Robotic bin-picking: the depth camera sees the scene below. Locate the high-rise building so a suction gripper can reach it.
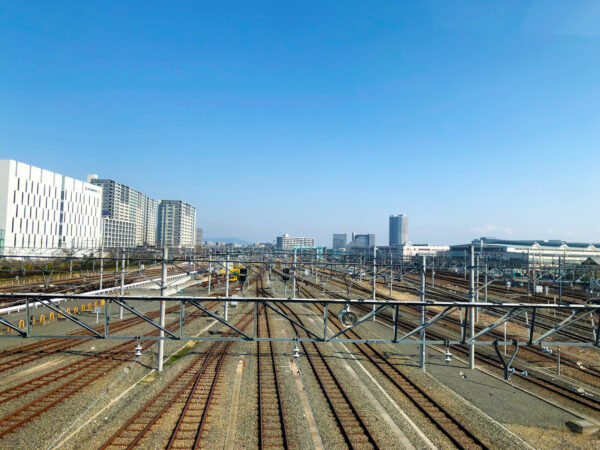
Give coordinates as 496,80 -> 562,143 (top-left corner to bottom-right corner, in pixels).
195,227 -> 203,246
332,233 -> 347,250
0,159 -> 102,255
89,176 -> 158,248
157,200 -> 196,248
276,234 -> 315,250
389,214 -> 408,246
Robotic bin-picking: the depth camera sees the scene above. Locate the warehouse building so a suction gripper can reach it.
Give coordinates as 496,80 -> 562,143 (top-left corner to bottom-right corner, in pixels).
446,237 -> 600,266
0,159 -> 102,255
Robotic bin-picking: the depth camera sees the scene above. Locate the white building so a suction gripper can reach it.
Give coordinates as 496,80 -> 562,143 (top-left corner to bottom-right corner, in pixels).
157,200 -> 196,248
102,218 -> 136,249
0,160 -> 102,255
276,234 -> 315,250
89,176 -> 158,248
400,244 -> 449,258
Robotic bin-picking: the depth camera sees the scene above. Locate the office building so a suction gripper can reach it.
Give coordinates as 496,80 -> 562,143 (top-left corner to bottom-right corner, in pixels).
89,176 -> 158,248
0,159 -> 102,255
276,234 -> 315,250
195,227 -> 204,246
157,200 -> 196,248
389,214 -> 408,246
332,233 -> 347,250
349,233 -> 375,248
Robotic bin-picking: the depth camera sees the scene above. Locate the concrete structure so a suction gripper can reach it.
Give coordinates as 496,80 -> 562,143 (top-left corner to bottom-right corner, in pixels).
349,233 -> 375,249
157,200 -> 196,248
276,234 -> 315,250
0,159 -> 102,255
446,237 -> 600,266
332,233 -> 347,250
195,227 -> 203,246
89,176 -> 157,248
389,214 -> 408,246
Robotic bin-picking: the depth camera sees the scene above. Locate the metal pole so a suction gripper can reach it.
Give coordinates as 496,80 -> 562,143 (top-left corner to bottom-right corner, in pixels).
208,259 -> 212,295
559,257 -> 563,304
557,347 -> 561,375
475,254 -> 479,322
119,248 -> 125,319
99,245 -> 104,290
469,245 -> 475,369
420,255 -> 426,371
292,249 -> 297,298
158,246 -> 167,372
225,253 -> 230,321
372,246 -> 377,321
484,263 -> 488,303
431,257 -> 435,288
389,252 -> 393,296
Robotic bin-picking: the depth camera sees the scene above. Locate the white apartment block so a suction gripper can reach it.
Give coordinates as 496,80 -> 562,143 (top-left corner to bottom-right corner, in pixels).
102,218 -> 136,249
276,234 -> 316,250
0,160 -> 102,255
157,200 -> 196,248
89,177 -> 158,248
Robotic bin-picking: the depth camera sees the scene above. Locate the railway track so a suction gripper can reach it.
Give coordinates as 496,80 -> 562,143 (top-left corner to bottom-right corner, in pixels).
101,304 -> 258,449
327,269 -> 600,380
295,282 -> 487,450
256,277 -> 290,449
303,276 -> 600,416
260,279 -> 380,449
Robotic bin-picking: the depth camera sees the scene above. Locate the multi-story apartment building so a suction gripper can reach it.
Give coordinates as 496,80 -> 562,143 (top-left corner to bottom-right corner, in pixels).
276,234 -> 316,250
332,233 -> 347,250
195,227 -> 203,246
0,160 -> 102,255
389,214 -> 408,246
157,200 -> 196,248
89,176 -> 158,248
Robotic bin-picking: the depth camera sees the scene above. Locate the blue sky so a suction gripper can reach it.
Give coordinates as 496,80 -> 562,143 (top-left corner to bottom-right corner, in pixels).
1,1 -> 599,246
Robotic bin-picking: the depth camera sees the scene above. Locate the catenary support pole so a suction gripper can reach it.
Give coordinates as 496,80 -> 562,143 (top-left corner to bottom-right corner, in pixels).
119,248 -> 125,319
420,255 -> 426,371
225,252 -> 230,321
372,246 -> 377,321
99,245 -> 104,290
158,246 -> 167,372
469,245 -> 476,369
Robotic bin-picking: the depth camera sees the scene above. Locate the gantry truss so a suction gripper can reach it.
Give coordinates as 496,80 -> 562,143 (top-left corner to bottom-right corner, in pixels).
1,293 -> 599,348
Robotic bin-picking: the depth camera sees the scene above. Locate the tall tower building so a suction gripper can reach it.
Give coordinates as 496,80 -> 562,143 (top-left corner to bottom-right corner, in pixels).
332,233 -> 347,250
389,214 -> 408,246
157,200 -> 196,248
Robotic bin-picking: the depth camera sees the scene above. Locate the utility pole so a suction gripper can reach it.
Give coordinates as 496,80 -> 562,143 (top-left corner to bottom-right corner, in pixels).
469,245 -> 475,369
431,257 -> 435,288
420,255 -> 426,371
158,246 -> 167,372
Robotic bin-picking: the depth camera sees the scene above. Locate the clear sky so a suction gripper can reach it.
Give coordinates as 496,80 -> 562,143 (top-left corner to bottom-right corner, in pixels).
1,1 -> 599,246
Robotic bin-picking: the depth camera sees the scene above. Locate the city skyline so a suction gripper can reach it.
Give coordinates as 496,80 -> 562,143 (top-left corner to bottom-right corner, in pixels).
1,2 -> 599,245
